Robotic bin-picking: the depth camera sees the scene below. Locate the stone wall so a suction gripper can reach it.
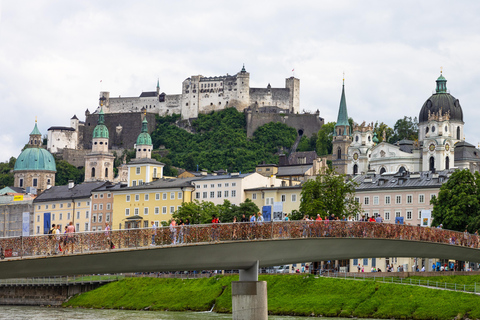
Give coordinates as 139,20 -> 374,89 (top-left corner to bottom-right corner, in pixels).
82,112 -> 157,151
246,111 -> 324,138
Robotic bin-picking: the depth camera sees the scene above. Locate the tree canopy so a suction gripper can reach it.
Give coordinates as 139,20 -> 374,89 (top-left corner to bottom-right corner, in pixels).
431,169 -> 480,232
389,116 -> 418,144
299,168 -> 361,219
316,122 -> 335,156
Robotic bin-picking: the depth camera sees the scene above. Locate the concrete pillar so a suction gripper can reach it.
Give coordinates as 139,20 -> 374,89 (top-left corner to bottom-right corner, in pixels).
232,261 -> 268,320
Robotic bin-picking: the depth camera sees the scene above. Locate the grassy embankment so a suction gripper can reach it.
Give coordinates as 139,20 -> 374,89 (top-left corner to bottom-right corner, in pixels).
64,274 -> 480,319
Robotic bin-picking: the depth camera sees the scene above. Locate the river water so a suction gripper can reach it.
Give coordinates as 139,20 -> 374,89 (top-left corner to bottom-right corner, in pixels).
0,306 -> 373,320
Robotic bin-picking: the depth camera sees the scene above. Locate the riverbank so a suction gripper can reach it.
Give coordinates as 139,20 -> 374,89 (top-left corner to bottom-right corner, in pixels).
64,274 -> 480,319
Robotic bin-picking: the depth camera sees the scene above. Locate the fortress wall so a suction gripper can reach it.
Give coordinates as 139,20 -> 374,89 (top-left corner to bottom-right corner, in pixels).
246,112 -> 324,138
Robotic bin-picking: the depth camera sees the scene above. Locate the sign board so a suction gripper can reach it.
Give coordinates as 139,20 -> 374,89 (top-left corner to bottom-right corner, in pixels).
262,206 -> 272,222
22,212 -> 30,236
273,202 -> 283,221
420,209 -> 432,227
13,195 -> 24,202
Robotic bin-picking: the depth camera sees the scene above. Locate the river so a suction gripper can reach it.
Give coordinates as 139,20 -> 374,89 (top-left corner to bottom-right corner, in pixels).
0,306 -> 378,319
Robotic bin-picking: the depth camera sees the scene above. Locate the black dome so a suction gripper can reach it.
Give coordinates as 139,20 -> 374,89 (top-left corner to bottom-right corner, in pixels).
419,93 -> 463,123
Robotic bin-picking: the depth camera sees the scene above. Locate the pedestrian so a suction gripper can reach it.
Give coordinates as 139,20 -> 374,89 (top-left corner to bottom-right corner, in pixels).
55,225 -> 61,254
151,221 -> 157,246
169,219 -> 177,245
66,222 -> 75,254
49,223 -> 56,255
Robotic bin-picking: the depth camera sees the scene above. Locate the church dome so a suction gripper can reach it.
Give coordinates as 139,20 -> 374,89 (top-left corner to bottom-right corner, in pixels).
93,108 -> 109,139
136,117 -> 152,146
14,147 -> 56,172
418,74 -> 463,123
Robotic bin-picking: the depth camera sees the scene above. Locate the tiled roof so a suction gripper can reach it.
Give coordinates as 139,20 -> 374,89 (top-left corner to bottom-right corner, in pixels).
353,170 -> 452,191
276,165 -> 312,177
34,182 -> 107,202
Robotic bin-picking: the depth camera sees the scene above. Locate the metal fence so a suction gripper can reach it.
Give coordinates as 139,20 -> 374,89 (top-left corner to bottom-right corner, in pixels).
0,274 -> 124,286
0,221 -> 478,261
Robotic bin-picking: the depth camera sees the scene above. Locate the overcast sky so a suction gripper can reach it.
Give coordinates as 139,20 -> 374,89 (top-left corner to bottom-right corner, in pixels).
1,0 -> 480,162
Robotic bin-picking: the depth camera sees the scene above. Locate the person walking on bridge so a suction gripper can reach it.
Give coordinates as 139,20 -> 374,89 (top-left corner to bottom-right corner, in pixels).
151,221 -> 157,246
66,222 -> 75,254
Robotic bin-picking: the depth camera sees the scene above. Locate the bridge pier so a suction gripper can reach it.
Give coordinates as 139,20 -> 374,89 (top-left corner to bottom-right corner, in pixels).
232,260 -> 267,320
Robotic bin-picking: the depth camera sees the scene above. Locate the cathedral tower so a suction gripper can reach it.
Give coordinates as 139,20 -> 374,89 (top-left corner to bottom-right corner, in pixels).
332,78 -> 352,174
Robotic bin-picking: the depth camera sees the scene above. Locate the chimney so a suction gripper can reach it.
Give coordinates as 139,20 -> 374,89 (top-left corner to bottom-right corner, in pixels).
68,180 -> 75,189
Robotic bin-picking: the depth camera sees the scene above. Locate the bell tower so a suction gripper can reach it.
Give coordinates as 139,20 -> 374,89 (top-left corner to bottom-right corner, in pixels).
332,77 -> 352,174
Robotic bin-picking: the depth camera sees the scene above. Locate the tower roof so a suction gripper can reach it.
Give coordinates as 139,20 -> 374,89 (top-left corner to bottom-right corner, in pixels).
136,115 -> 152,146
30,121 -> 41,136
334,80 -> 350,130
92,108 -> 109,139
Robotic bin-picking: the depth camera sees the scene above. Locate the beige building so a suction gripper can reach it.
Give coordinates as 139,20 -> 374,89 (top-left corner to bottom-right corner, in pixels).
33,181 -> 106,234
245,185 -> 302,219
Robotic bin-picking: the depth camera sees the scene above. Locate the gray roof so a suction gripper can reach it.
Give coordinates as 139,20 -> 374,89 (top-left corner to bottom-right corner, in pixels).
139,91 -> 157,97
34,182 -> 107,202
47,126 -> 75,131
115,177 -> 196,192
276,165 -> 313,177
396,140 -> 415,153
192,173 -> 253,182
128,158 -> 164,166
245,185 -> 302,192
454,141 -> 480,162
353,170 -> 452,192
0,186 -> 25,195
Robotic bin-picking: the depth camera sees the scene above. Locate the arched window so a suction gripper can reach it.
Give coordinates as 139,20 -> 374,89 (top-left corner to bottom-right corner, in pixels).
380,167 -> 386,174
337,147 -> 342,160
91,167 -> 96,178
399,166 -> 406,173
445,156 -> 450,170
429,157 -> 435,171
353,164 -> 358,175
105,168 -> 109,178
457,127 -> 460,140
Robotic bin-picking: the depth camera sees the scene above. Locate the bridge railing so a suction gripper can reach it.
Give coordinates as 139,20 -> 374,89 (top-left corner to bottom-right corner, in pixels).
0,221 -> 478,260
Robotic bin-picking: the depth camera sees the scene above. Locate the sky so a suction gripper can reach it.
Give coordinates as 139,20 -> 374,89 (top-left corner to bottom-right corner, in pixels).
1,0 -> 480,162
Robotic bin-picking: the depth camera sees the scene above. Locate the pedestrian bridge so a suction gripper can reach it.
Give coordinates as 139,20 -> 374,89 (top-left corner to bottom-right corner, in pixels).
0,221 -> 479,279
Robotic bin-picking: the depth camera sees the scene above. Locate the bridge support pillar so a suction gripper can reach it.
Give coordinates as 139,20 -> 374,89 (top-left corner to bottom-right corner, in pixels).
232,260 -> 267,320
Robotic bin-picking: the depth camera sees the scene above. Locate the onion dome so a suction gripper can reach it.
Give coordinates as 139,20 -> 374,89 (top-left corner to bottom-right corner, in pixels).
418,73 -> 463,123
136,116 -> 152,146
92,108 -> 109,139
372,132 -> 379,144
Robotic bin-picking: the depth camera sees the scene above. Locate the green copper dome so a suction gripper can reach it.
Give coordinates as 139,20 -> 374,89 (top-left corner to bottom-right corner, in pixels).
136,117 -> 152,146
93,108 -> 109,139
14,148 -> 56,172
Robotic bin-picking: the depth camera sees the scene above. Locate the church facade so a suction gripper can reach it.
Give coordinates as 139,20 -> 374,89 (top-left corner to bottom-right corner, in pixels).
333,73 -> 480,175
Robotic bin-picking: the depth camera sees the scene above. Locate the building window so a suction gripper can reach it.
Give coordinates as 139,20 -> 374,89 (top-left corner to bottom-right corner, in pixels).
132,181 -> 137,186
178,192 -> 182,199
203,192 -> 207,199
170,206 -> 175,214
363,258 -> 368,266
60,204 -> 63,208
217,191 -> 222,198
292,194 -> 297,202
19,178 -> 24,187
98,214 -> 103,223
76,212 -> 80,219
85,211 -> 89,219
52,204 -> 56,209
94,194 -> 98,199
225,183 -> 229,187
170,192 -> 175,200
163,193 -> 167,200
45,205 -> 49,209
155,207 -> 160,215
224,190 -> 229,197
156,193 -> 160,200
99,204 -> 103,210
196,192 -> 200,199
100,194 -> 104,198
373,196 -> 379,205
162,206 -> 167,214
67,212 -> 71,220
406,210 -> 412,220
430,194 -> 435,200
407,195 -> 413,204
395,195 -> 401,204
210,184 -> 214,188
135,194 -> 140,201
144,207 -> 149,215
418,210 -> 422,219
136,167 -> 141,174
93,215 -> 97,223
52,213 -> 55,220
33,178 -> 38,187
106,204 -> 111,210
106,214 -> 110,222
364,197 -> 369,205
134,208 -> 139,215
385,196 -> 391,205
93,204 -> 97,210
126,195 -> 131,202
232,190 -> 236,197
59,213 -> 63,220
232,183 -> 236,187
395,211 -> 401,218
252,193 -> 257,200
419,194 -> 425,203
354,197 -> 360,203
126,208 -> 130,216
218,184 -> 222,188
210,192 -> 215,198
385,212 -> 390,220
281,194 -> 286,202
145,194 -> 149,201
107,193 -> 111,198
203,184 -> 207,188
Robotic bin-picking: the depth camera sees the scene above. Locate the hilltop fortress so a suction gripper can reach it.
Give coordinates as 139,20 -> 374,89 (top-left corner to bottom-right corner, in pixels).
47,66 -> 324,166
100,65 -> 300,119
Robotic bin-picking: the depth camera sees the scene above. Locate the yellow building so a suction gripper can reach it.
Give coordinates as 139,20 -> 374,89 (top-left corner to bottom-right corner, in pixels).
33,181 -> 107,234
111,178 -> 195,229
245,185 -> 302,220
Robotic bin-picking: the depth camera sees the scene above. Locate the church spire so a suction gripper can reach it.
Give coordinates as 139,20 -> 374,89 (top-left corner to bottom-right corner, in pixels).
334,77 -> 350,136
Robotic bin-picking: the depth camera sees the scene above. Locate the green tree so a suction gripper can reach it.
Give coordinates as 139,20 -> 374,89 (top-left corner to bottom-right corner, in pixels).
389,116 -> 418,144
55,159 -> 84,185
316,122 -> 335,156
0,158 -> 15,188
300,168 -> 361,219
235,199 -> 259,220
373,121 -> 394,143
173,201 -> 202,224
297,133 -> 318,152
431,169 -> 480,232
